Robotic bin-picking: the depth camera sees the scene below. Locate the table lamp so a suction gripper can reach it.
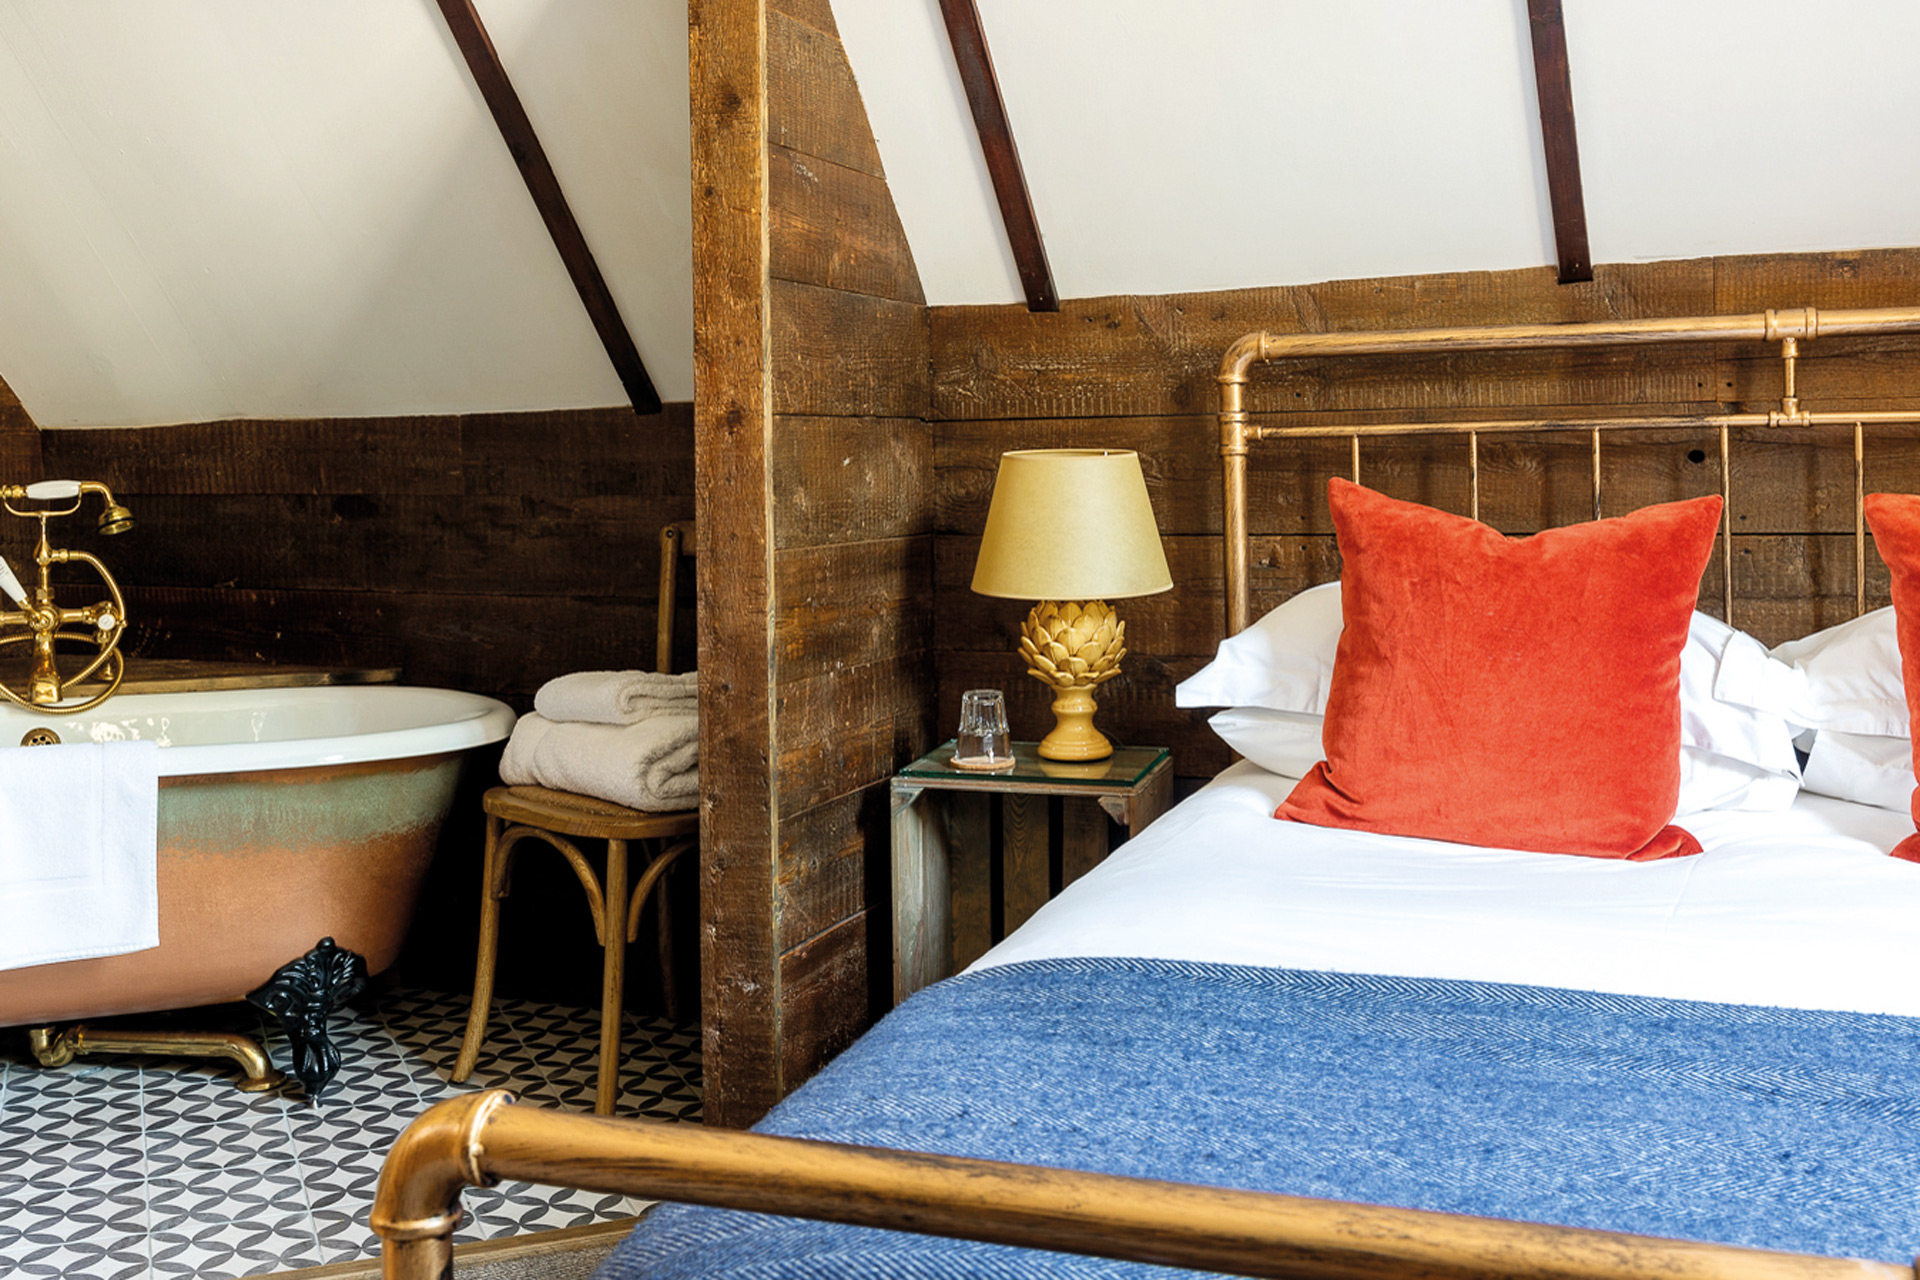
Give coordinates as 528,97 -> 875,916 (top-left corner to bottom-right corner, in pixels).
970,449 -> 1173,761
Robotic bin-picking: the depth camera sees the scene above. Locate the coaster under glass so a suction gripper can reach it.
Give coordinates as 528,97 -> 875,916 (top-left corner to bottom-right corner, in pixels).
949,753 -> 1016,772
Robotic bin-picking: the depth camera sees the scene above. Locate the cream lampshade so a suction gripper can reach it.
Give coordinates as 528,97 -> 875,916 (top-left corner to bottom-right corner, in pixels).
971,449 -> 1173,761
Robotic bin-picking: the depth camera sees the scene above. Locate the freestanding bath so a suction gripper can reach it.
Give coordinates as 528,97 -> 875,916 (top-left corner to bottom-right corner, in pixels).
0,684 -> 514,1093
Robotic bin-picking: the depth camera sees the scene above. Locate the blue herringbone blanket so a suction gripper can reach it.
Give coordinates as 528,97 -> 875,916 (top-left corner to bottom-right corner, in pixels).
596,958 -> 1920,1278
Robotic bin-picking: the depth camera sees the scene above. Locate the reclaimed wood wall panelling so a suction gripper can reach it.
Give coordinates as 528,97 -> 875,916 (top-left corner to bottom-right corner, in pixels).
767,9 -> 882,178
88,493 -> 690,597
771,416 -> 932,548
929,249 -> 1920,780
931,261 -> 1719,421
938,418 -> 1920,538
758,0 -> 933,1101
37,406 -> 694,708
770,145 -> 925,306
775,788 -> 877,956
776,654 -> 935,818
935,323 -> 1722,421
774,537 -> 934,682
1712,249 -> 1920,309
691,0 -> 782,1129
771,280 -> 930,418
118,584 -> 663,690
41,417 -> 463,494
461,407 -> 697,496
777,910 -> 870,1087
1720,339 -> 1920,404
769,0 -> 837,37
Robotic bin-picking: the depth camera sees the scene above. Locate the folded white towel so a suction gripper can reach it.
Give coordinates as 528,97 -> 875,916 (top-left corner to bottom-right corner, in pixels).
0,740 -> 160,972
499,711 -> 699,811
534,669 -> 697,726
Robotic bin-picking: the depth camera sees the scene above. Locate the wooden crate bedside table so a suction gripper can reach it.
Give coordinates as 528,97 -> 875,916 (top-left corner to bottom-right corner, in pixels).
890,741 -> 1172,1004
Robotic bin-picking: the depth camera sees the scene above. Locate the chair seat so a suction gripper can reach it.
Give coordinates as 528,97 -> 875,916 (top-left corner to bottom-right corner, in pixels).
482,784 -> 698,842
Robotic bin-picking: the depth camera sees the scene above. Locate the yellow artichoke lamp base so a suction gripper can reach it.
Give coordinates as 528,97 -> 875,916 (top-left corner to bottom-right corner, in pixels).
1038,685 -> 1110,761
1018,599 -> 1125,762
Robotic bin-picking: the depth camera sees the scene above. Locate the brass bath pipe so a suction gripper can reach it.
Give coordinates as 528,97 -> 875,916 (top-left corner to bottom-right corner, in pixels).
29,1025 -> 284,1092
1216,304 -> 1920,635
374,1090 -> 1915,1280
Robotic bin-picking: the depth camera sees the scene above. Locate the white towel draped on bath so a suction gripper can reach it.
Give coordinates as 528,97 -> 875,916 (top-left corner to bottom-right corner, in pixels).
0,740 -> 160,973
533,670 -> 697,726
499,711 -> 699,812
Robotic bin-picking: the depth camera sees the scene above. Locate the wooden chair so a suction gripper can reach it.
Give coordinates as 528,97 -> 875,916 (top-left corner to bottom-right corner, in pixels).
452,521 -> 697,1115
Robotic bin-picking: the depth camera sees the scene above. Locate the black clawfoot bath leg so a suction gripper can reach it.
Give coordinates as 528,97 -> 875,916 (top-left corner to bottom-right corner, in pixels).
247,937 -> 369,1099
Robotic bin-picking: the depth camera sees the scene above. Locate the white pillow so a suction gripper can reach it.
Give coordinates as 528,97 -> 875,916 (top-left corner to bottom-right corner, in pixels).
1175,581 -> 1339,714
1682,612 -> 1802,778
1178,582 -> 1804,776
1768,608 -> 1908,737
1205,707 -> 1323,780
1208,705 -> 1800,813
1800,729 -> 1914,812
1674,748 -> 1802,816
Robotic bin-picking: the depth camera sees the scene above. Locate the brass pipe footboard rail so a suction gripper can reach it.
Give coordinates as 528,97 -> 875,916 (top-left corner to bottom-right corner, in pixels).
373,1091 -> 1912,1280
1216,304 -> 1920,636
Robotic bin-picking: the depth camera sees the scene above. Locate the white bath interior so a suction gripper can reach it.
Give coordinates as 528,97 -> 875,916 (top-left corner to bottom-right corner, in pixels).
0,685 -> 516,776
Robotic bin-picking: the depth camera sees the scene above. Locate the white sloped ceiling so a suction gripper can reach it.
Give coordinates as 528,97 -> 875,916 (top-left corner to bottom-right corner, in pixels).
0,0 -> 691,427
835,0 -> 1920,306
2,0 -> 1914,427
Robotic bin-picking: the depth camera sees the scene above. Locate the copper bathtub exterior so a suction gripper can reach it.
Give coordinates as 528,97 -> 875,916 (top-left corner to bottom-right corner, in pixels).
0,752 -> 463,1027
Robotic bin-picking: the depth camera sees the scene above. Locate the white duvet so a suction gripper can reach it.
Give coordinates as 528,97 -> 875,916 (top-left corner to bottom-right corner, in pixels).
973,761 -> 1920,1017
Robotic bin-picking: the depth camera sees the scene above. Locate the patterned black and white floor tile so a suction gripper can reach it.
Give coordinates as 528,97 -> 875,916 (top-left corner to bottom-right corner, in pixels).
0,989 -> 701,1280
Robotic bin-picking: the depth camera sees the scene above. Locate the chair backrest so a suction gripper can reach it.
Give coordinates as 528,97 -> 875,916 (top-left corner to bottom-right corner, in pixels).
657,521 -> 696,675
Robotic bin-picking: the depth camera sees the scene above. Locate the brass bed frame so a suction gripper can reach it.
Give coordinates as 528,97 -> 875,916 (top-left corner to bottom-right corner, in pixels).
1222,304 -> 1920,634
374,304 -> 1920,1280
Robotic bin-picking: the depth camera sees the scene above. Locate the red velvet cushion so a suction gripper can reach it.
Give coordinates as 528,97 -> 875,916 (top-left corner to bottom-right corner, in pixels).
1275,479 -> 1723,860
1862,492 -> 1920,862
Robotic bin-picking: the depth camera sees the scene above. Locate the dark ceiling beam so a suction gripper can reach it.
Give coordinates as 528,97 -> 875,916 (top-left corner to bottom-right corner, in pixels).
1525,0 -> 1593,284
434,0 -> 662,414
937,0 -> 1058,312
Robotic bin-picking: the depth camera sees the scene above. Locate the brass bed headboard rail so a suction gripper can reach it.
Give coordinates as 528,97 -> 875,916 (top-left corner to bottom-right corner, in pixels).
373,1091 -> 1912,1280
1215,304 -> 1920,636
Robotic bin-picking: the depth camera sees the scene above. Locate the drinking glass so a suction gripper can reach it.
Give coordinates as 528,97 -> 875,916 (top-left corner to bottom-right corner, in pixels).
953,688 -> 1013,770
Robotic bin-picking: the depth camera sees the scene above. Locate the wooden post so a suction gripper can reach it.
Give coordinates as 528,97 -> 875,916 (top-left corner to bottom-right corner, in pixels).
691,0 -> 782,1127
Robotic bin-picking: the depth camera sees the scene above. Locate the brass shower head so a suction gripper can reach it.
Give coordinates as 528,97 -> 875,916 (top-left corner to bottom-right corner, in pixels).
97,501 -> 134,536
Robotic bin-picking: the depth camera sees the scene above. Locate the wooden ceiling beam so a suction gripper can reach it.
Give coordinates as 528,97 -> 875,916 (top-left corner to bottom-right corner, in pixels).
937,0 -> 1058,312
1525,0 -> 1593,284
434,0 -> 663,414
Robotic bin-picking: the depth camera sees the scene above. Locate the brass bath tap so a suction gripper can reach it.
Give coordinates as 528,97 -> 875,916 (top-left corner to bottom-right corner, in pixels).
0,480 -> 134,713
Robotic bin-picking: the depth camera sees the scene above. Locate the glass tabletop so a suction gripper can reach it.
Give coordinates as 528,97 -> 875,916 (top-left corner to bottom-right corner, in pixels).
898,740 -> 1169,788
